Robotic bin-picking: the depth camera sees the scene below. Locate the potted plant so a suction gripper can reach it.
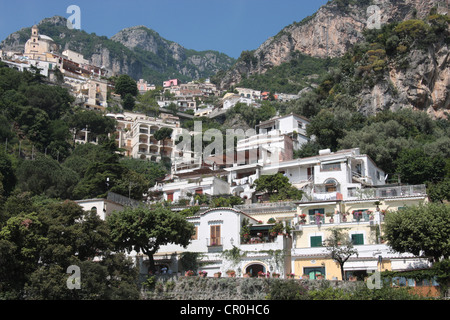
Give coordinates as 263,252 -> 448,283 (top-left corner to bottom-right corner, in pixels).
316,274 -> 324,280
257,271 -> 266,278
301,274 -> 309,280
299,214 -> 307,224
199,271 -> 207,278
286,273 -> 295,279
326,212 -> 334,223
374,201 -> 382,211
226,270 -> 236,278
272,273 -> 280,278
214,272 -> 221,278
342,212 -> 348,222
243,272 -> 251,278
185,270 -> 195,277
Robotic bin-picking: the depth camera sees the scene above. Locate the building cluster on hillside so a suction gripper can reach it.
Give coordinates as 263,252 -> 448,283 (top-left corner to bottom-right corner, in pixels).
0,25 -> 109,111
77,108 -> 431,287
1,26 -> 435,290
138,76 -> 300,118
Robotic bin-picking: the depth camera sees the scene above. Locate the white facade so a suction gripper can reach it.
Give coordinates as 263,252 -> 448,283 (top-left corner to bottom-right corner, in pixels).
154,208 -> 291,277
257,113 -> 310,150
222,94 -> 255,110
261,148 -> 386,201
162,176 -> 230,203
110,111 -> 180,161
75,198 -> 124,220
236,87 -> 262,100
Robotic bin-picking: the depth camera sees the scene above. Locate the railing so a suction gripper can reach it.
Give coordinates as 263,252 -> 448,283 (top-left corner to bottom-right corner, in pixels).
206,237 -> 223,247
235,201 -> 297,214
347,184 -> 427,199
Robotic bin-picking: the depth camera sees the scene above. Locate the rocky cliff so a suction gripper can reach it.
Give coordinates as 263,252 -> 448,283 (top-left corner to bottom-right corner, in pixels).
0,16 -> 235,84
358,41 -> 449,117
219,0 -> 446,89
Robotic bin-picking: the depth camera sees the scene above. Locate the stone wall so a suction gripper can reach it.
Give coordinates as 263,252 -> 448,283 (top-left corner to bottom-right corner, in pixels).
141,275 -> 360,300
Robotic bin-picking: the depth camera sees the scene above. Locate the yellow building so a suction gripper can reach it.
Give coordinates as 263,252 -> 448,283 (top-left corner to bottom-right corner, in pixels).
290,185 -> 429,280
24,25 -> 59,61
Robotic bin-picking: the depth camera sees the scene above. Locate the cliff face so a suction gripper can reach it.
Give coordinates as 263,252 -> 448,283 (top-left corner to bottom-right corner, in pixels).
219,0 -> 445,89
0,17 -> 235,83
110,26 -> 235,80
358,42 -> 449,118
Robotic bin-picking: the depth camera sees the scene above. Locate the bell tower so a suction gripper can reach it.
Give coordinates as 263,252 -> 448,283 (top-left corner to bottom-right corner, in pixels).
31,25 -> 39,41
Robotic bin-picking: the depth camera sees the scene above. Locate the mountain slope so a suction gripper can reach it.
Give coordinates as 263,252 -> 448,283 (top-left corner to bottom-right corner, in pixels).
219,0 -> 445,89
0,16 -> 235,84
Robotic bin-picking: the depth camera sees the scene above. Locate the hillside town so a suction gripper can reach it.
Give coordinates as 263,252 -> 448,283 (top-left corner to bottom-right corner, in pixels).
0,14 -> 448,301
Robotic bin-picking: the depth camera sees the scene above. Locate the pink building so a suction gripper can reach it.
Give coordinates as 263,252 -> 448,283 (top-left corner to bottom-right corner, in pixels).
137,79 -> 156,93
163,79 -> 180,88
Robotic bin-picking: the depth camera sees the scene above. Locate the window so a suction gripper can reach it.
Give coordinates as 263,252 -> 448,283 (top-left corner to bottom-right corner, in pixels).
310,236 -> 323,247
192,226 -> 198,240
351,234 -> 364,245
325,179 -> 338,192
322,163 -> 341,171
303,267 -> 325,280
210,225 -> 221,246
309,209 -> 325,224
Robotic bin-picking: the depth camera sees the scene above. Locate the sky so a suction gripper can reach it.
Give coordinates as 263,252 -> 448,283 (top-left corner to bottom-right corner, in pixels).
0,0 -> 329,59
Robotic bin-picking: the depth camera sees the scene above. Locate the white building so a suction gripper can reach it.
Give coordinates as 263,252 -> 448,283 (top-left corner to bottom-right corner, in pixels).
75,198 -> 125,221
162,175 -> 230,203
256,113 -> 310,150
109,111 -> 180,161
153,207 -> 291,277
262,148 -> 386,201
222,94 -> 256,110
235,87 -> 262,100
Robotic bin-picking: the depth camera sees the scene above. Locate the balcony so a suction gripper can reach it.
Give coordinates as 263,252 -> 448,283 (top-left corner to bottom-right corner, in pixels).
235,201 -> 297,214
240,234 -> 285,251
347,184 -> 427,200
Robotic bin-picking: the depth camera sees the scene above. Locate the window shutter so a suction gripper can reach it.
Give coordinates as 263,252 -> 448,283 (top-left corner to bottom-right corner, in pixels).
311,236 -> 322,247
351,234 -> 364,245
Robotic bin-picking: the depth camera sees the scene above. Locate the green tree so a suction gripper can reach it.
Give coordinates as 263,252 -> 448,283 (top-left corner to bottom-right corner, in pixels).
324,227 -> 358,281
153,127 -> 173,160
114,74 -> 138,98
383,203 -> 450,263
395,148 -> 446,185
253,173 -> 303,201
107,205 -> 194,273
16,156 -> 79,200
72,140 -> 125,199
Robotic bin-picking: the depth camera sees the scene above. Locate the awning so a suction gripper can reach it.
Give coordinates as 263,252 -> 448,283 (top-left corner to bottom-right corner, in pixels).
344,260 -> 378,271
292,181 -> 312,189
250,224 -> 274,231
320,158 -> 346,165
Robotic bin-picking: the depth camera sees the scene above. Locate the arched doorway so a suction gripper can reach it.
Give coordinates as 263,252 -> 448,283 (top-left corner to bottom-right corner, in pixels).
245,263 -> 266,277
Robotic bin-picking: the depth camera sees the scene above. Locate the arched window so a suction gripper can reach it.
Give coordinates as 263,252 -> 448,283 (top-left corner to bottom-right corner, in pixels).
325,179 -> 338,192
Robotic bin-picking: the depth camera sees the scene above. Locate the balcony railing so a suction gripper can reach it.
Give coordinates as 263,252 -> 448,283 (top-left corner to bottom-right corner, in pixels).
206,237 -> 223,247
235,201 -> 297,214
347,184 -> 427,199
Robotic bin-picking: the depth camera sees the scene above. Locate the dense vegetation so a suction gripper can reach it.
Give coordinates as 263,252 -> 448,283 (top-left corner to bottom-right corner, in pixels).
0,61 -> 168,203
236,51 -> 339,94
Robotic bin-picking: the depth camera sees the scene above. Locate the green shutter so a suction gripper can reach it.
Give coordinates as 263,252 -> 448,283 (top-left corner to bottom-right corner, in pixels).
311,236 -> 322,247
351,234 -> 364,245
